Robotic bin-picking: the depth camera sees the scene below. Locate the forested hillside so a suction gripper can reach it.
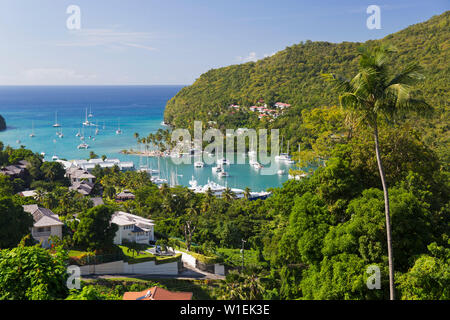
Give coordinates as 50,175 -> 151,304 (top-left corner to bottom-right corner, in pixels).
164,11 -> 449,162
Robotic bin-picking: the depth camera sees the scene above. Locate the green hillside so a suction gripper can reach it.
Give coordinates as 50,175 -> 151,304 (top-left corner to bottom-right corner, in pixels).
164,11 -> 449,132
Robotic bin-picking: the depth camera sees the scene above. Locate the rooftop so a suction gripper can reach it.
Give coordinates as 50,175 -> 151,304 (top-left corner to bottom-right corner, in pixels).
123,287 -> 192,300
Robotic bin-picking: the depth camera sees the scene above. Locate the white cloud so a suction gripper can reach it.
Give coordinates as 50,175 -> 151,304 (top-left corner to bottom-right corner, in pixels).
236,52 -> 258,63
56,28 -> 157,52
20,68 -> 97,83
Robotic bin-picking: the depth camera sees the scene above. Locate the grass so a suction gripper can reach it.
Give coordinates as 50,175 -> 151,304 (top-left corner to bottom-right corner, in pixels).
216,248 -> 262,268
119,245 -> 181,265
68,250 -> 90,258
176,247 -> 219,264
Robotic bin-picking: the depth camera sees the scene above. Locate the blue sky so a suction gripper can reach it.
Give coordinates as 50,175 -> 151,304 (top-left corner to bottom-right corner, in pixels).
0,0 -> 447,85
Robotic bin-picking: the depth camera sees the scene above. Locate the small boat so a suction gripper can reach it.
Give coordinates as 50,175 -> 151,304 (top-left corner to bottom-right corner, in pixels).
212,164 -> 223,173
116,119 -> 122,135
30,121 -> 35,137
53,112 -> 61,127
52,155 -> 59,161
218,171 -> 229,178
75,130 -> 81,137
194,161 -> 204,168
77,143 -> 89,149
16,140 -> 21,144
88,106 -> 93,118
82,108 -> 92,126
277,169 -> 285,175
217,158 -> 230,165
252,161 -> 263,169
40,152 -> 45,157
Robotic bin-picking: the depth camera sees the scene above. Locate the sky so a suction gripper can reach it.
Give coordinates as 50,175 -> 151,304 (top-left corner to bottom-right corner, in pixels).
0,0 -> 447,85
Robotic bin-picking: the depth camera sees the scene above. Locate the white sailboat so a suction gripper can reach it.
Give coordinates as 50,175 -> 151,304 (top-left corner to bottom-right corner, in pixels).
52,111 -> 61,127
83,108 -> 92,126
116,119 -> 122,135
29,121 -> 35,137
88,106 -> 93,118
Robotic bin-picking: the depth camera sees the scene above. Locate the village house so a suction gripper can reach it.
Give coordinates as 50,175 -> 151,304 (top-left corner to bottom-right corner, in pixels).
274,102 -> 291,110
111,211 -> 155,245
123,287 -> 193,300
0,160 -> 29,179
116,189 -> 136,202
22,204 -> 63,248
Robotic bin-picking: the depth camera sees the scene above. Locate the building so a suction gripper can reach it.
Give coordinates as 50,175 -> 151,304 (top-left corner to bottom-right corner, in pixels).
0,160 -> 29,179
22,204 -> 63,248
111,211 -> 155,245
123,287 -> 193,300
274,102 -> 291,110
115,189 -> 136,202
66,167 -> 96,184
71,158 -> 134,172
17,190 -> 37,198
69,181 -> 95,196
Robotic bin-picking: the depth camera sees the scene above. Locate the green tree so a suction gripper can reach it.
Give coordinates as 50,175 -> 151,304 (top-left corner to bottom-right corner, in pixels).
323,45 -> 432,299
73,205 -> 118,252
398,241 -> 450,300
0,242 -> 69,300
0,197 -> 34,248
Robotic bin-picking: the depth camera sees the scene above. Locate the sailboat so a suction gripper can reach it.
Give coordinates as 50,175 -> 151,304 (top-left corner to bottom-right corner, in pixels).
88,106 -> 93,118
82,108 -> 92,126
29,121 -> 35,137
95,121 -> 99,135
76,128 -> 81,137
52,111 -> 61,127
116,119 -> 122,135
58,128 -> 64,138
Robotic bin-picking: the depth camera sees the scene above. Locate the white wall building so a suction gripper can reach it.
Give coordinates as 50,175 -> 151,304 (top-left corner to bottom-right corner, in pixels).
23,205 -> 63,248
111,211 -> 155,245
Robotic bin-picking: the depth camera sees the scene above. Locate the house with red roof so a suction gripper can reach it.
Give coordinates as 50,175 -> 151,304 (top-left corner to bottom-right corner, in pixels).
123,287 -> 193,300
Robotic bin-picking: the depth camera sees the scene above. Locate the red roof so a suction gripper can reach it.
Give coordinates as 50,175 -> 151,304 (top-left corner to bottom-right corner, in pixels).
123,287 -> 193,300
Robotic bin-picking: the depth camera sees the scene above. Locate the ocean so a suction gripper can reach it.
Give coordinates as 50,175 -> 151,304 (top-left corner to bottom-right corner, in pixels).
0,86 -> 294,192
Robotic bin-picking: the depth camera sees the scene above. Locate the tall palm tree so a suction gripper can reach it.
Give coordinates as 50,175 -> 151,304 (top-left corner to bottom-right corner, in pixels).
244,187 -> 251,200
322,44 -> 432,300
133,132 -> 140,152
223,187 -> 235,202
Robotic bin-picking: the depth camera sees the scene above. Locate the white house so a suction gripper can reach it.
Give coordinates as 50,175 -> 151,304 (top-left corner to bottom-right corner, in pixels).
23,205 -> 63,248
111,211 -> 155,245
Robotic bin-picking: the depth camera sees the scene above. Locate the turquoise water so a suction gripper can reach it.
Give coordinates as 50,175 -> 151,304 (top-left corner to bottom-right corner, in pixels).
0,86 -> 294,191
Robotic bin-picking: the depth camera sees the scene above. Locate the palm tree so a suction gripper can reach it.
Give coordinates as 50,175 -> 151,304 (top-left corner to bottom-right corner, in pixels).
223,187 -> 235,202
133,132 -> 140,152
244,187 -> 251,200
322,44 -> 432,300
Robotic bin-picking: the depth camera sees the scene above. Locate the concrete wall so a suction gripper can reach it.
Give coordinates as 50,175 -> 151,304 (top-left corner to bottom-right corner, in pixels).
79,260 -> 179,276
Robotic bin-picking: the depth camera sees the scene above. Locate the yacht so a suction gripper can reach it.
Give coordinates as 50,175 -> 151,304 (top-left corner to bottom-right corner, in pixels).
212,164 -> 223,173
52,112 -> 61,127
83,108 -> 93,126
29,121 -> 35,137
116,119 -> 122,135
194,161 -> 205,168
277,169 -> 285,175
52,155 -> 59,161
218,171 -> 229,178
217,158 -> 230,165
77,143 -> 89,149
